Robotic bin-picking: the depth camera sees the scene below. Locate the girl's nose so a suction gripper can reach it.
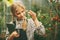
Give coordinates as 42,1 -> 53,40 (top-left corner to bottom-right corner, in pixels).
20,13 -> 23,16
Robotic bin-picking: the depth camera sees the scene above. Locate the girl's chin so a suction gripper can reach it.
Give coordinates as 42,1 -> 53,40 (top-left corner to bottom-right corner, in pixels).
17,16 -> 25,20
17,17 -> 24,20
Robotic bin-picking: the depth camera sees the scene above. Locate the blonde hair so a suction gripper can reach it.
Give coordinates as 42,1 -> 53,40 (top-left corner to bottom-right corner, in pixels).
10,3 -> 25,16
11,3 -> 27,30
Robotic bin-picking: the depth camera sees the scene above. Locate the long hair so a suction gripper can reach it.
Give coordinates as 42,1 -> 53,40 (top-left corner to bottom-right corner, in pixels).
10,3 -> 27,30
10,3 -> 25,16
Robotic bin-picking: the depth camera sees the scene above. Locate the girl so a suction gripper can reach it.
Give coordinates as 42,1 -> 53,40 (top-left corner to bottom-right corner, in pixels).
7,3 -> 45,40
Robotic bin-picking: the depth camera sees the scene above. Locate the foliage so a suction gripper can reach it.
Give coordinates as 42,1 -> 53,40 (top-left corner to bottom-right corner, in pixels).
0,0 -> 2,2
0,0 -> 60,40
31,0 -> 60,40
0,1 -> 5,34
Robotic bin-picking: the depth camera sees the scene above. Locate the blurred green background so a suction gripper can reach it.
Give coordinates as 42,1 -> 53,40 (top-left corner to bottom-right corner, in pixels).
0,0 -> 60,40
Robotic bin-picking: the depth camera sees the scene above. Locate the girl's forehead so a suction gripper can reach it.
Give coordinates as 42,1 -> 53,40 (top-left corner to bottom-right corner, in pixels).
16,6 -> 25,12
14,4 -> 25,11
11,3 -> 26,14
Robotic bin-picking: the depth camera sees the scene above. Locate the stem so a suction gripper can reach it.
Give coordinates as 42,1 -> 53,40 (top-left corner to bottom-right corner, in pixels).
54,22 -> 58,40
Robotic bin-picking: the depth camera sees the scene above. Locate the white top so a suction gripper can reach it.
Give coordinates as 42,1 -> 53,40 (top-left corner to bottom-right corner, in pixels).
6,18 -> 45,40
15,20 -> 24,29
15,18 -> 45,40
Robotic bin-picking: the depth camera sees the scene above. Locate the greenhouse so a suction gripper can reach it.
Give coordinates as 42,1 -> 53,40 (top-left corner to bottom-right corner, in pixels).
0,0 -> 60,40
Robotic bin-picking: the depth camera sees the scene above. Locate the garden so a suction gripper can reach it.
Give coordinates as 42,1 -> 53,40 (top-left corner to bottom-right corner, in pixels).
0,0 -> 60,40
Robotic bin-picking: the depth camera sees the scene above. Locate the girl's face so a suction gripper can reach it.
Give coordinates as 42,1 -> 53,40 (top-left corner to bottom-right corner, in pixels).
15,5 -> 26,20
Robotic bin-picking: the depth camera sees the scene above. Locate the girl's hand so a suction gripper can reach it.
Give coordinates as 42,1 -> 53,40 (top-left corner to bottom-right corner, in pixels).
28,10 -> 40,27
8,31 -> 19,40
28,10 -> 37,21
10,31 -> 19,38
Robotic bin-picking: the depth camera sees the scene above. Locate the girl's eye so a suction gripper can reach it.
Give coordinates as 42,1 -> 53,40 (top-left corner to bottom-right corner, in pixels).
21,10 -> 25,13
21,11 -> 24,13
17,12 -> 20,15
16,10 -> 17,12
